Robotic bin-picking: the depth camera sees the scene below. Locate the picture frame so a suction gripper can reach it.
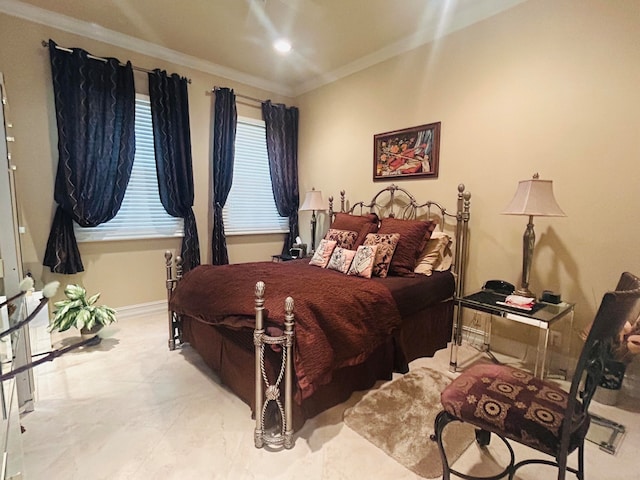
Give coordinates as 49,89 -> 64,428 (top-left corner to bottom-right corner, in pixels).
373,122 -> 441,180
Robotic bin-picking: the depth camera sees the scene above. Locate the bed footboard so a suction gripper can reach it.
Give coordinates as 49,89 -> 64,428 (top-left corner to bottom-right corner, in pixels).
254,281 -> 295,449
165,251 -> 183,350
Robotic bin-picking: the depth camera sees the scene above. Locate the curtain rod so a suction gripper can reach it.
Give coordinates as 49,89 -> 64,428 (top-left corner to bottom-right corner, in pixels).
212,86 -> 264,104
41,40 -> 192,83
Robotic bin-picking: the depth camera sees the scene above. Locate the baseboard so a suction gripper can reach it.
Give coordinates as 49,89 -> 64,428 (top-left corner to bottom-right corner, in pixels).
116,300 -> 167,319
462,325 -> 574,378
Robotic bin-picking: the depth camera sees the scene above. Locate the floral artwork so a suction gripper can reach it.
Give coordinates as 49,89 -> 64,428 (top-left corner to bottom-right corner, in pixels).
374,122 -> 440,180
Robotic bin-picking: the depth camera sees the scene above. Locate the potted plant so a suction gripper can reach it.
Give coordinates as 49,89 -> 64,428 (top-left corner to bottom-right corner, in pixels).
50,284 -> 117,336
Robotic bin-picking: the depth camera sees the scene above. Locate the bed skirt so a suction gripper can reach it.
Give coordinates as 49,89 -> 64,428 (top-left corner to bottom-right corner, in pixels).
181,299 -> 453,430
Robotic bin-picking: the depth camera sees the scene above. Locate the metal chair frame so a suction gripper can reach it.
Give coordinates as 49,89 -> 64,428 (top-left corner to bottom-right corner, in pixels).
432,272 -> 640,480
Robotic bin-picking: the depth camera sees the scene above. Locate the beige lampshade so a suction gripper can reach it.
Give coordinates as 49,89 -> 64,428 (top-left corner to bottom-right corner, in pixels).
300,188 -> 326,211
502,176 -> 566,217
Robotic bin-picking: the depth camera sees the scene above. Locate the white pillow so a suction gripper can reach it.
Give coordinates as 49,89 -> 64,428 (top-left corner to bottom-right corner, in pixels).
347,244 -> 378,278
309,239 -> 337,268
414,232 -> 453,276
327,247 -> 356,274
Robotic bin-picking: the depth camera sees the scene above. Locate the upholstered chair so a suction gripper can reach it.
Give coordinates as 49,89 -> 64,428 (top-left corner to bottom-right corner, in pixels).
432,271 -> 640,480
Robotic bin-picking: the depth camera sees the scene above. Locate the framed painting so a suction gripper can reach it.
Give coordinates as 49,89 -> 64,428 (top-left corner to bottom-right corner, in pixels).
373,122 -> 441,180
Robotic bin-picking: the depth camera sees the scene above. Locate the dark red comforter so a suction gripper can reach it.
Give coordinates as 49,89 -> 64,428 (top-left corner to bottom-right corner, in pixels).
169,260 -> 452,400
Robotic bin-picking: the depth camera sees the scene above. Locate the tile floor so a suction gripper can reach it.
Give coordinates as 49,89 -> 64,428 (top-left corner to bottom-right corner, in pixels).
19,312 -> 640,479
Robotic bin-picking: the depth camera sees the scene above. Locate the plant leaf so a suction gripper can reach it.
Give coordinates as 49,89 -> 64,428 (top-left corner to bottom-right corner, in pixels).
87,293 -> 100,306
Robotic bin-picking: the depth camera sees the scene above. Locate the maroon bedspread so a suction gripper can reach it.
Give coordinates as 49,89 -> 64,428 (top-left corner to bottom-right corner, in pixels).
169,260 -> 403,400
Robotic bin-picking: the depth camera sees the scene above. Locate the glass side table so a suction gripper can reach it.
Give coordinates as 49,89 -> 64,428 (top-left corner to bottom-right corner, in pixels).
449,289 -> 575,379
271,254 -> 295,262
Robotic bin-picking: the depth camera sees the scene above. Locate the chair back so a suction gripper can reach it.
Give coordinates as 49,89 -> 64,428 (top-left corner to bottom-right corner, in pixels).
563,272 -> 640,449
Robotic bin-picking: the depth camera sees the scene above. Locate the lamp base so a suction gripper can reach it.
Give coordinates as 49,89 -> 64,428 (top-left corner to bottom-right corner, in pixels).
515,287 -> 536,299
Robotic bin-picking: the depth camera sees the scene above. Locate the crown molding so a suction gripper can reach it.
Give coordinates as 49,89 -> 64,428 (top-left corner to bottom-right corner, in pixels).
0,0 -> 294,97
1,0 -> 526,98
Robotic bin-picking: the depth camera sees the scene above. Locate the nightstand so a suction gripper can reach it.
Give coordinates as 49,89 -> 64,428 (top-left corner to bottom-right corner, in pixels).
271,254 -> 295,262
449,289 -> 575,379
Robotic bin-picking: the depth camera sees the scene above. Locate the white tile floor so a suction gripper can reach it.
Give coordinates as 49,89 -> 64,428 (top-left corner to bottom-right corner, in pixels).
20,312 -> 640,479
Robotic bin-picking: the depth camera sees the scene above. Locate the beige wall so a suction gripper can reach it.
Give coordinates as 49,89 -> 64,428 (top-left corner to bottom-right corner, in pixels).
0,14 -> 290,308
296,0 -> 640,335
1,0 -> 639,335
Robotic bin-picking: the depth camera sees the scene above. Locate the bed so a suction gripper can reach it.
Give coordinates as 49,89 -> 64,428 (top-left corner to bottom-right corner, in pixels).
165,183 -> 471,448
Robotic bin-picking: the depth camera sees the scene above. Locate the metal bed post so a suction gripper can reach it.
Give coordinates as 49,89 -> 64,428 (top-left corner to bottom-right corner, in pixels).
450,184 -> 471,372
165,251 -> 183,351
283,296 -> 295,449
253,281 -> 265,448
253,281 -> 296,449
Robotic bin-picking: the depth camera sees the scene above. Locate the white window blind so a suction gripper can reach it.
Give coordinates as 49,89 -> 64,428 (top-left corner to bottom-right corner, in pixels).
75,95 -> 184,242
222,117 -> 288,235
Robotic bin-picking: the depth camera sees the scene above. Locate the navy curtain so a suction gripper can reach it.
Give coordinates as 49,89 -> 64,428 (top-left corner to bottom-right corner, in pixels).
261,101 -> 300,255
148,70 -> 200,272
211,88 -> 237,265
43,40 -> 135,274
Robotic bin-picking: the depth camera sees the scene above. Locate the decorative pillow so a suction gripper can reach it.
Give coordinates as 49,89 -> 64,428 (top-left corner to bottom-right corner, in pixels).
347,244 -> 379,279
324,228 -> 359,250
363,233 -> 400,278
414,232 -> 453,276
377,218 -> 437,277
330,212 -> 379,247
327,247 -> 356,274
309,239 -> 337,268
435,235 -> 454,273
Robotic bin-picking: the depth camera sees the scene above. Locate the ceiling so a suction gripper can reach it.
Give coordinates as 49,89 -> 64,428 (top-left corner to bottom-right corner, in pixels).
2,0 -> 526,96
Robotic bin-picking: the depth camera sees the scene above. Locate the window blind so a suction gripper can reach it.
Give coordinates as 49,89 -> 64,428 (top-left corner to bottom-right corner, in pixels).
222,117 -> 288,235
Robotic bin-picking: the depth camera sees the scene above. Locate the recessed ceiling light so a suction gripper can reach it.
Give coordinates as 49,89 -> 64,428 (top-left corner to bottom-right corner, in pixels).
273,39 -> 292,54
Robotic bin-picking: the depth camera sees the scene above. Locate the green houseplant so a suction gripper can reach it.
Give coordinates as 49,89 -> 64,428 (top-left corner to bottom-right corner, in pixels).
50,284 -> 117,334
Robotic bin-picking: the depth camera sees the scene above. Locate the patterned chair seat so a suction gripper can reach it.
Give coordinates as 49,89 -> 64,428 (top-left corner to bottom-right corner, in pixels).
440,363 -> 589,457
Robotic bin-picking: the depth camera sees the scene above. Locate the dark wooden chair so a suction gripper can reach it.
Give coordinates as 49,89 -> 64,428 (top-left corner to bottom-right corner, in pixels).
432,271 -> 640,480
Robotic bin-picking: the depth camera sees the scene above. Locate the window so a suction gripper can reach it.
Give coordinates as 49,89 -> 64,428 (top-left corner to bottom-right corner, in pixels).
74,95 -> 184,242
222,117 -> 288,235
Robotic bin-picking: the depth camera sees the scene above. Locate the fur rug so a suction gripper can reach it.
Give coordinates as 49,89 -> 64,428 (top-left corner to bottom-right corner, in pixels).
344,367 -> 474,478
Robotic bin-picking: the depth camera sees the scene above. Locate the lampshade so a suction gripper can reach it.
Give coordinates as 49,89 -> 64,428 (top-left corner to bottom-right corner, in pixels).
502,175 -> 566,217
299,188 -> 326,211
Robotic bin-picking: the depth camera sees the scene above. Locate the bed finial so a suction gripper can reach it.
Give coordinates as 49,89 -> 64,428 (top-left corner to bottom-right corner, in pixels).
284,296 -> 294,317
255,281 -> 265,300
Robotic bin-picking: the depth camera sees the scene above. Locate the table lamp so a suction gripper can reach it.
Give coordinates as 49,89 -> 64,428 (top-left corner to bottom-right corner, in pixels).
502,173 -> 566,298
299,187 -> 326,253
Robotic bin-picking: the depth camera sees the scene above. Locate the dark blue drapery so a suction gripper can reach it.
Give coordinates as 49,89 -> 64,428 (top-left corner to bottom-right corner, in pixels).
211,88 -> 237,265
262,101 -> 300,255
148,70 -> 200,272
43,39 -> 135,274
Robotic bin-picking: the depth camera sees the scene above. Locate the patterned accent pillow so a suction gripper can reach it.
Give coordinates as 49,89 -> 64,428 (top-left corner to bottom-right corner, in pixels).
309,239 -> 337,268
324,228 -> 359,250
377,218 -> 437,277
330,212 -> 379,247
363,233 -> 400,278
327,247 -> 356,274
347,244 -> 379,279
414,232 -> 453,276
